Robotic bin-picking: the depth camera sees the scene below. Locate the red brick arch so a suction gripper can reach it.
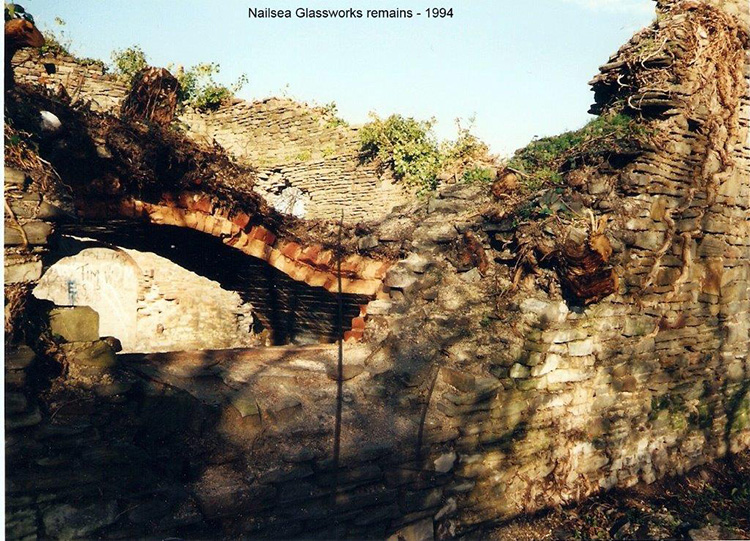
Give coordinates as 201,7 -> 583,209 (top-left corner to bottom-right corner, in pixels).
79,191 -> 392,342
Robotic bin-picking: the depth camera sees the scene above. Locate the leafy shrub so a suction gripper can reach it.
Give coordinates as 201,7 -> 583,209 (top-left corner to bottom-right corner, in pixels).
360,114 -> 442,193
442,117 -> 492,181
111,48 -> 247,111
442,118 -> 489,168
507,112 -> 650,191
39,17 -> 71,56
111,45 -> 148,85
360,114 -> 494,193
172,63 -> 247,111
462,166 -> 494,184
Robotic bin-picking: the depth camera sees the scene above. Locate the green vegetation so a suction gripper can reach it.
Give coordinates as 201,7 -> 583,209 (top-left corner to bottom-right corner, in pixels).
110,46 -> 248,111
321,102 -> 348,128
462,166 -> 494,184
360,114 -> 442,192
321,145 -> 337,158
172,62 -> 248,111
442,118 -> 490,179
19,14 -> 105,69
39,16 -> 71,56
4,2 -> 34,22
360,114 -> 492,193
111,45 -> 147,84
508,112 -> 650,191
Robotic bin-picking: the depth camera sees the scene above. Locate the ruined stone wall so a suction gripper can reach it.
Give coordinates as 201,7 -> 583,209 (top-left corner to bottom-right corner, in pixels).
13,53 -> 414,222
180,99 -> 413,222
12,51 -> 129,112
32,244 -> 258,353
5,2 -> 750,540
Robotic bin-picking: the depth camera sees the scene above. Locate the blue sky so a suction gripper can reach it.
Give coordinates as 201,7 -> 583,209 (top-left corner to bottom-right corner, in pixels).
27,0 -> 654,155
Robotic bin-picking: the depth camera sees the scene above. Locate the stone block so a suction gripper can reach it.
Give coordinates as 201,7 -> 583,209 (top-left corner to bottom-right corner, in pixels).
4,167 -> 26,187
433,452 -> 457,473
421,223 -> 457,243
4,220 -> 53,246
6,408 -> 42,430
6,393 -> 28,414
403,253 -> 432,274
49,306 -> 100,342
229,390 -> 260,418
568,339 -> 595,356
520,299 -> 569,326
61,341 -> 117,369
384,267 -> 417,290
6,509 -> 36,540
43,501 -> 119,540
531,354 -> 561,377
441,368 -> 477,392
358,235 -> 379,250
544,369 -> 590,384
266,396 -> 303,423
9,199 -> 70,221
387,518 -> 434,541
5,345 -> 36,370
367,300 -> 393,315
510,363 -> 530,379
4,257 -> 43,284
194,467 -> 276,518
325,362 -> 364,381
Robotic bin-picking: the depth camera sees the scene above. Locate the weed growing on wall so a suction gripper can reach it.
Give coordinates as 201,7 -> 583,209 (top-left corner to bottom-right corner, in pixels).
441,117 -> 491,181
172,63 -> 248,111
111,45 -> 148,85
111,47 -> 248,111
462,166 -> 494,184
322,102 -> 349,128
360,114 -> 494,193
507,112 -> 650,191
38,16 -> 71,56
360,114 -> 443,193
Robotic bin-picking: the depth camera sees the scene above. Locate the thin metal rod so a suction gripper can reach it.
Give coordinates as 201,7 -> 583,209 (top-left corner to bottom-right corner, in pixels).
332,209 -> 344,536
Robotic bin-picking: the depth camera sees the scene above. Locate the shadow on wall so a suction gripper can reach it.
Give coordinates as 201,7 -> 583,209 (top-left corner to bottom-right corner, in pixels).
33,234 -> 260,353
50,224 -> 370,347
33,236 -> 139,347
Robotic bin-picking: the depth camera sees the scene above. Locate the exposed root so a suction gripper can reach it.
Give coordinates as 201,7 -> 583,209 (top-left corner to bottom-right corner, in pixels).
4,283 -> 32,345
634,4 -> 748,299
4,197 -> 29,247
665,231 -> 694,302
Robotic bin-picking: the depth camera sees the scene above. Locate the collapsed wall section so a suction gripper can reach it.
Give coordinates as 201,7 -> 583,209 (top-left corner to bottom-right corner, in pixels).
4,2 -> 750,540
13,52 -> 413,222
32,239 -> 260,353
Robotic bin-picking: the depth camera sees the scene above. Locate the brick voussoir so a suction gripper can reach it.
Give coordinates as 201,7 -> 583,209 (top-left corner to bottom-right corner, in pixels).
115,197 -> 391,299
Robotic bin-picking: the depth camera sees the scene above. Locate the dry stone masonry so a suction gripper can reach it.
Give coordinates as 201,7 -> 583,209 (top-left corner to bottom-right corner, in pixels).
14,52 -> 414,223
33,244 -> 259,353
4,1 -> 750,539
180,98 -> 413,222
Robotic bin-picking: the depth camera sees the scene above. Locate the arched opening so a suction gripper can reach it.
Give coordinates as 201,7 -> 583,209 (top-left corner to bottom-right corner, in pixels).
38,221 -> 370,352
34,242 -> 140,348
